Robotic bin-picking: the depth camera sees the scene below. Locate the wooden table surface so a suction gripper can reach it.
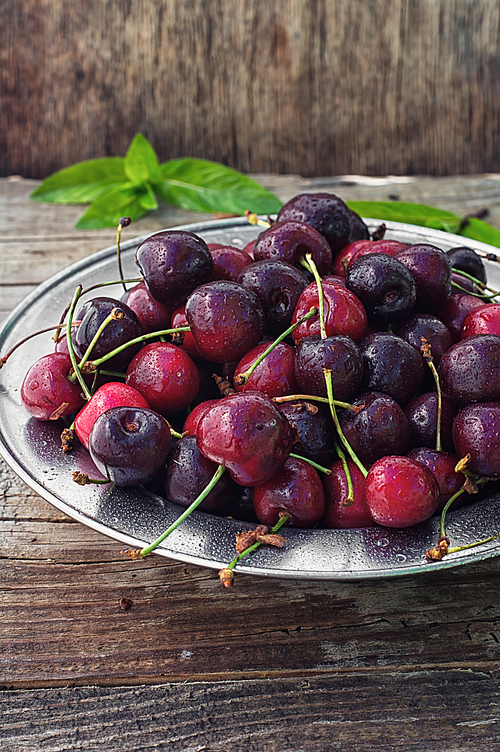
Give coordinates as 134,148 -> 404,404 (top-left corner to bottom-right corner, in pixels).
2,174 -> 500,751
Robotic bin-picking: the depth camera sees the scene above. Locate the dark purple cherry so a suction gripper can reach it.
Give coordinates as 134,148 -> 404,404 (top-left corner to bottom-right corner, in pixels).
452,402 -> 500,476
209,245 -> 252,281
446,246 -> 487,284
88,406 -> 172,486
322,460 -> 376,529
348,209 -> 370,242
237,259 -> 309,335
407,447 -> 466,510
185,281 -> 265,363
278,400 -> 335,465
438,334 -> 500,406
395,313 -> 453,367
396,244 -> 452,313
121,281 -> 174,334
438,294 -> 487,342
360,332 -> 425,406
339,391 -> 411,466
294,334 -> 363,401
277,192 -> 352,255
404,392 -> 458,452
72,296 -> 143,370
254,220 -> 332,276
253,456 -> 325,528
165,436 -> 240,512
135,230 -> 214,306
345,253 -> 416,324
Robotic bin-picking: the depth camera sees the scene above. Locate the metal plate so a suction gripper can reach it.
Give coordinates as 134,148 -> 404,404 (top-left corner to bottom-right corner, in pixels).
1,217 -> 500,580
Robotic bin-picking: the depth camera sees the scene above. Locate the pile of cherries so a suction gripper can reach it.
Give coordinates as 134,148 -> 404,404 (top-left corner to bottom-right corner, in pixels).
14,192 -> 500,562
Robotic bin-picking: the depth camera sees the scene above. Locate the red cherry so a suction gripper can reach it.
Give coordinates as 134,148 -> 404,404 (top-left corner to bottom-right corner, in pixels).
122,281 -> 174,334
365,455 -> 440,527
182,399 -> 220,435
75,382 -> 150,449
125,342 -> 199,417
461,304 -> 500,338
233,341 -> 299,397
21,353 -> 85,421
322,459 -> 376,529
253,456 -> 325,528
196,391 -> 295,486
209,245 -> 252,281
291,281 -> 368,343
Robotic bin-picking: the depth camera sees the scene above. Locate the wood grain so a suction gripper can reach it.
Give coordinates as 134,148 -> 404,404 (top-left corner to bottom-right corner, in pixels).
2,1 -> 500,178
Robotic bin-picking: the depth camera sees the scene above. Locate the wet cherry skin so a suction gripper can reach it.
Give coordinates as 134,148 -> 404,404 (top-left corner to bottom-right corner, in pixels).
253,456 -> 325,528
233,341 -> 299,398
21,353 -> 85,421
407,448 -> 465,510
74,382 -> 150,449
294,334 -> 363,401
461,304 -> 500,338
365,455 -> 440,528
322,459 -> 376,529
291,281 -> 368,343
438,294 -> 487,342
396,244 -> 452,314
438,334 -> 500,406
359,332 -> 425,407
277,400 -> 335,466
404,392 -> 458,452
209,245 -> 252,281
254,220 -> 333,275
121,281 -> 174,334
452,402 -> 500,476
276,192 -> 352,254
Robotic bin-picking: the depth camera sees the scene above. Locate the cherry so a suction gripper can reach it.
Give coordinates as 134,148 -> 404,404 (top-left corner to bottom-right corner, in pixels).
345,253 -> 417,324
291,281 -> 368,344
72,296 -> 143,370
294,334 -> 363,401
438,334 -> 500,406
196,391 -> 295,486
88,406 -> 171,486
451,270 -> 481,294
438,293 -> 487,342
395,313 -> 453,367
461,304 -> 500,338
170,305 -> 201,360
332,239 -> 408,277
135,230 -> 214,306
253,220 -> 333,275
404,392 -> 458,452
277,400 -> 335,465
21,352 -> 85,421
365,455 -> 440,527
165,435 -> 240,512
209,244 -> 252,281
233,341 -> 299,397
185,280 -> 265,363
452,402 -> 500,476
396,244 -> 452,313
446,246 -> 487,284
182,399 -> 220,435
348,210 -> 370,242
74,382 -> 150,449
253,456 -> 325,528
121,281 -> 174,335
406,447 -> 465,510
359,332 -> 425,406
322,459 -> 376,529
125,342 -> 200,417
338,391 -> 411,466
237,259 -> 309,336
276,192 -> 352,254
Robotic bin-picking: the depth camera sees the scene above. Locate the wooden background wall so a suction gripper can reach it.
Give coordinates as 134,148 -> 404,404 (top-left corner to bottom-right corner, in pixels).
2,0 -> 500,179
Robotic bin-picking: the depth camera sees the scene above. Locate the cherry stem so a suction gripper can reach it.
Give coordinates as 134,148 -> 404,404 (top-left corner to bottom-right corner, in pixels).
289,452 -> 331,475
301,254 -> 327,340
420,338 -> 442,452
225,513 -> 290,573
334,441 -> 354,504
235,307 -> 317,385
451,281 -> 498,301
66,286 -> 92,401
451,268 -> 499,296
273,394 -> 361,412
448,533 -> 500,555
439,476 -> 490,539
324,367 -> 368,478
0,323 -> 79,369
69,326 -> 191,378
116,219 -> 129,293
244,210 -> 271,229
137,464 -> 226,557
78,307 -> 124,373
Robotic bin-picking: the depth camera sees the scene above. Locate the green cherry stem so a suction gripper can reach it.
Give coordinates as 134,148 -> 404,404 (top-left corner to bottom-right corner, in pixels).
324,367 -> 368,478
273,394 -> 361,412
289,452 -> 331,475
420,338 -> 442,452
66,285 -> 92,401
234,307 -> 318,386
334,441 -> 354,504
302,253 -> 327,340
78,307 -> 125,372
451,268 -> 500,296
116,217 -> 131,293
134,464 -> 226,558
0,322 -> 79,369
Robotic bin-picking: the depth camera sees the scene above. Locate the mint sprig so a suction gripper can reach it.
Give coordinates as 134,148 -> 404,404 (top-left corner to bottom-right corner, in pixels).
30,133 -> 283,229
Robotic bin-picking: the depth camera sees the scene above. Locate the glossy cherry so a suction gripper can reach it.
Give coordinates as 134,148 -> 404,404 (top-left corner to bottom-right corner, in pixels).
253,456 -> 325,528
452,402 -> 500,476
276,192 -> 352,254
21,352 -> 85,421
322,459 -> 376,529
253,220 -> 333,275
121,281 -> 174,334
291,281 -> 368,344
233,341 -> 299,398
294,334 -> 363,401
360,332 -> 425,406
438,334 -> 500,406
74,382 -> 150,449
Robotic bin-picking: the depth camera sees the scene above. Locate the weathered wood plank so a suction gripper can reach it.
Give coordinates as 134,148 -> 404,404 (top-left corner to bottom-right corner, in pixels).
2,671 -> 500,752
3,1 -> 500,178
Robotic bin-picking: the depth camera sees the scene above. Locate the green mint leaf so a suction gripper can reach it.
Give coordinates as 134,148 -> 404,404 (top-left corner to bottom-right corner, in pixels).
138,182 -> 159,211
124,134 -> 162,186
30,158 -> 127,204
155,158 -> 283,215
459,217 -> 500,249
75,184 -> 148,229
346,200 -> 462,232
